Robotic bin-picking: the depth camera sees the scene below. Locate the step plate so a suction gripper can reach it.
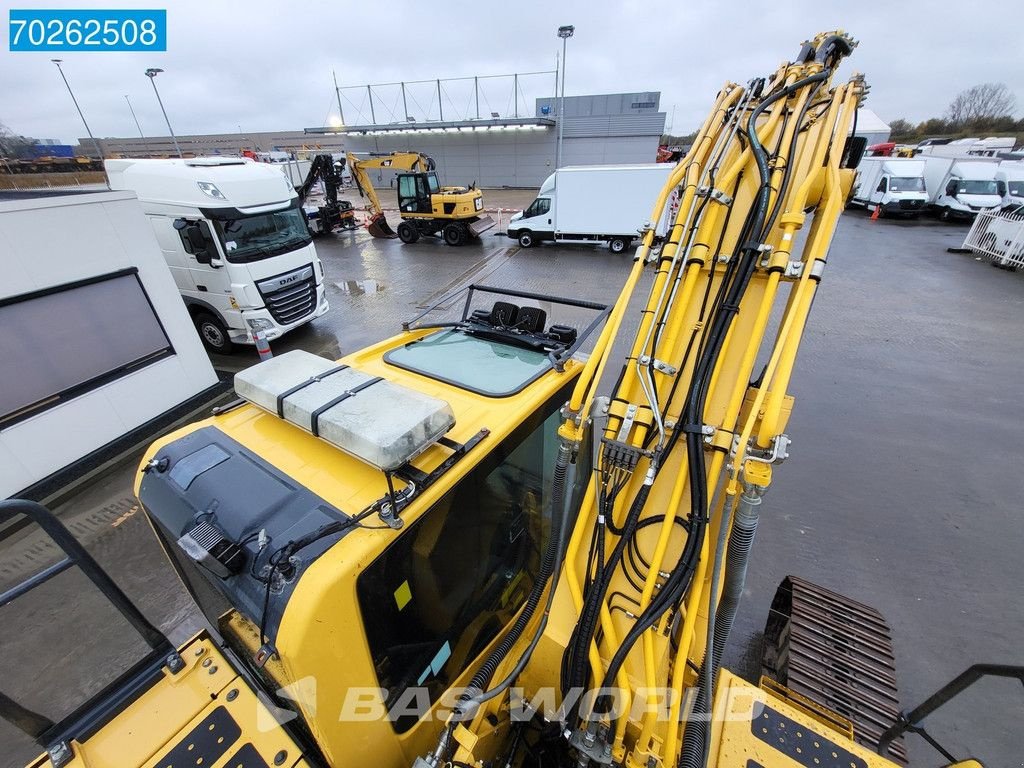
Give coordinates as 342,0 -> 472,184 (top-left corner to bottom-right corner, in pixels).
762,575 -> 908,763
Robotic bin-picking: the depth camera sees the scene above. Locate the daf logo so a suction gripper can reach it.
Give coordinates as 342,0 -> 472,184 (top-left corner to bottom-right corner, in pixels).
281,275 -> 298,284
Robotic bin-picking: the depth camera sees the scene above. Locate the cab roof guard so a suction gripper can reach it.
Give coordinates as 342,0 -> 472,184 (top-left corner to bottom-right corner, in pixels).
0,499 -> 176,766
401,283 -> 611,371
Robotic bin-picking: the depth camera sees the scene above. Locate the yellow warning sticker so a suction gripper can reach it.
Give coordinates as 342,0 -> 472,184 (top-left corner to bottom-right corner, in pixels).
394,580 -> 412,611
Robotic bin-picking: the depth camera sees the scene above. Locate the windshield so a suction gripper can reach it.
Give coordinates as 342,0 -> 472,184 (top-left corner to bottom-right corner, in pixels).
889,176 -> 925,192
212,203 -> 311,263
955,179 -> 999,196
1009,181 -> 1024,198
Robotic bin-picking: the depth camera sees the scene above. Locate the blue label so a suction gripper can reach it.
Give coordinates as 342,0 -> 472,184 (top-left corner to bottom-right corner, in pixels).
9,9 -> 167,51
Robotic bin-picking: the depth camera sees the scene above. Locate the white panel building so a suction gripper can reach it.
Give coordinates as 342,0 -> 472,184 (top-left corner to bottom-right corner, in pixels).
0,191 -> 219,498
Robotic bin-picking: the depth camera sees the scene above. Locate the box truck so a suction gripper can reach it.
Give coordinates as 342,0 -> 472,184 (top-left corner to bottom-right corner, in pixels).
995,163 -> 1024,207
850,157 -> 928,216
506,164 -> 675,252
922,156 -> 1001,220
107,157 -> 329,353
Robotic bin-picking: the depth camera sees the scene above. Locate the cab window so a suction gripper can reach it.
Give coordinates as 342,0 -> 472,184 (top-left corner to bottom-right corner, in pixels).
356,389 -> 569,732
525,198 -> 550,218
398,175 -> 417,198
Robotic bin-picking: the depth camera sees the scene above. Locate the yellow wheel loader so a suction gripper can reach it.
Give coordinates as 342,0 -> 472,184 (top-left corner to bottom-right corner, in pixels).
2,30 -> 1010,768
347,151 -> 495,245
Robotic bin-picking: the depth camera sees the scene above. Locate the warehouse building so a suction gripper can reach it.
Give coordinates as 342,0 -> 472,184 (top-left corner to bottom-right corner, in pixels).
80,130 -> 348,159
309,92 -> 667,188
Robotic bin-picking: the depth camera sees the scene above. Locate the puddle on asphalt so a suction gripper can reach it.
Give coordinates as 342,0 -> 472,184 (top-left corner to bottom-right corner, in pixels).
336,279 -> 385,295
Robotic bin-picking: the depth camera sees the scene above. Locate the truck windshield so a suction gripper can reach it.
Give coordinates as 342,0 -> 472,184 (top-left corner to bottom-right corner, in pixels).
956,180 -> 999,196
1009,181 -> 1024,198
889,176 -> 925,192
212,203 -> 311,263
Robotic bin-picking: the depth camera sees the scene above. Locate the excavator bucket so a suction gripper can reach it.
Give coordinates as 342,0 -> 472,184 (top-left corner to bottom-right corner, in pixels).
366,212 -> 398,239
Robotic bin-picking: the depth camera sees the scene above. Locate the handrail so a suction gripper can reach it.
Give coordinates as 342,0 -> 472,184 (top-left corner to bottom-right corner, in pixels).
877,663 -> 1024,760
0,499 -> 167,650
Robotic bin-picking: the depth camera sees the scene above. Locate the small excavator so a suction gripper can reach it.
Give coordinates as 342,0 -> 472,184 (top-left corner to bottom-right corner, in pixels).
346,151 -> 496,245
2,30 -> 1013,768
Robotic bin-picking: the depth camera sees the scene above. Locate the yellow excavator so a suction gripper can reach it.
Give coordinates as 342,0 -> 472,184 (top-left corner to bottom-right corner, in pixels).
3,30 -> 1010,768
346,151 -> 496,246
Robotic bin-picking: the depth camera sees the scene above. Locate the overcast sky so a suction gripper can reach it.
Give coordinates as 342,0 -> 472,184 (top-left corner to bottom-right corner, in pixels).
2,0 -> 1022,145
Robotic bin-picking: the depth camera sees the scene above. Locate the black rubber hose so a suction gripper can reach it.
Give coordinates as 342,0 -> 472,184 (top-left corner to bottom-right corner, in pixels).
678,69 -> 830,768
565,481 -> 652,702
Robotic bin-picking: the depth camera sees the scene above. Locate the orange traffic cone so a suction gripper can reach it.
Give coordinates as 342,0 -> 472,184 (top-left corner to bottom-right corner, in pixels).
870,205 -> 880,221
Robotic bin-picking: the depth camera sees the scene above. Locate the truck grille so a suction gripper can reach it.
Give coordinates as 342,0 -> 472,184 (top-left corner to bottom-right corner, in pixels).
257,265 -> 317,326
898,199 -> 923,210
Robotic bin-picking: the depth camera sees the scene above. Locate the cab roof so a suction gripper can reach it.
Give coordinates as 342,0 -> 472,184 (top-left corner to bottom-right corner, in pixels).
105,157 -> 296,212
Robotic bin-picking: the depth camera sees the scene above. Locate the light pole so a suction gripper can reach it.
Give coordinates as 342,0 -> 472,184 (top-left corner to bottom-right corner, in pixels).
124,94 -> 150,156
51,59 -> 103,161
144,67 -> 182,158
555,25 -> 574,168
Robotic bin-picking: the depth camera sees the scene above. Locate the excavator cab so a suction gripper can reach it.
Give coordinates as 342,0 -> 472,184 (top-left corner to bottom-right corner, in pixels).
397,172 -> 440,215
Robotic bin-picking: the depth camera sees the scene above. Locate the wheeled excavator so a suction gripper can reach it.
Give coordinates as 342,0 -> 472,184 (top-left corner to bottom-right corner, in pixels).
2,31 -> 1011,768
346,151 -> 496,245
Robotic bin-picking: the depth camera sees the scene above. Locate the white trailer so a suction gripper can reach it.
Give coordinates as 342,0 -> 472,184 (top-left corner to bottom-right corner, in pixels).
506,164 -> 675,253
851,157 -> 928,216
995,162 -> 1024,207
107,157 -> 329,353
921,156 -> 1001,221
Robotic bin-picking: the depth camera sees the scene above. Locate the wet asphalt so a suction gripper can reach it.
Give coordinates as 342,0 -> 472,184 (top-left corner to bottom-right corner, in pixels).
1,204 -> 1023,766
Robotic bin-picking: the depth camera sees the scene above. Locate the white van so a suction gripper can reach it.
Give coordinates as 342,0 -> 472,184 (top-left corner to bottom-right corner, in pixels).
507,164 -> 674,252
851,157 -> 928,216
921,157 -> 1001,221
995,163 -> 1024,207
106,158 -> 329,353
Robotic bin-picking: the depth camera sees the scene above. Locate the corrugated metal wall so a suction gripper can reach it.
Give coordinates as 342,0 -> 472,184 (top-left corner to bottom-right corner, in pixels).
345,128 -> 662,188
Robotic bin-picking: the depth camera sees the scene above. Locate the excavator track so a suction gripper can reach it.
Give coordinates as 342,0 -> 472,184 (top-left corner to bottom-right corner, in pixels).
762,576 -> 908,763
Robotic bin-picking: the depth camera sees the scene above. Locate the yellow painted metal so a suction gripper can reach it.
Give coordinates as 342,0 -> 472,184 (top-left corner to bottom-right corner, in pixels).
346,150 -> 486,223
508,31 -> 874,768
27,634 -> 302,768
130,329 -> 583,768
40,30 -> 904,768
708,670 -> 901,768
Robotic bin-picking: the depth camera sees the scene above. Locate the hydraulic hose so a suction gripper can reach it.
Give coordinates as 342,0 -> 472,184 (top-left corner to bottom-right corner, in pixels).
566,477 -> 653,705
678,484 -> 762,768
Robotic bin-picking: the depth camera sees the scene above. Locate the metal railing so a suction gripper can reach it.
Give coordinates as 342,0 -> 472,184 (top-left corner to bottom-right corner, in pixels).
960,206 -> 1024,269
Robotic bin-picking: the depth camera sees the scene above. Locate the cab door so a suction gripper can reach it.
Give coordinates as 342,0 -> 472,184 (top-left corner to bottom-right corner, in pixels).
149,216 -> 196,293
397,174 -> 432,214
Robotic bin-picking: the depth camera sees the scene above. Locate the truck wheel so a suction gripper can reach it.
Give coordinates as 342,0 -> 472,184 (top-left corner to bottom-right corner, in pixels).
939,208 -> 952,222
443,223 -> 466,246
194,312 -> 233,354
517,230 -> 535,248
609,237 -> 629,254
397,222 -> 419,244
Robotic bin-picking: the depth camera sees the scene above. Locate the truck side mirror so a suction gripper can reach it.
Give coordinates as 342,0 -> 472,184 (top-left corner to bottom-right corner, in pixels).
946,180 -> 958,196
997,181 -> 1006,196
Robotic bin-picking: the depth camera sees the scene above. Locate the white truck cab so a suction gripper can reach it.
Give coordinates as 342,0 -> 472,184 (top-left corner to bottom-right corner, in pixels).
922,157 -> 1001,221
851,157 -> 928,216
106,158 -> 329,353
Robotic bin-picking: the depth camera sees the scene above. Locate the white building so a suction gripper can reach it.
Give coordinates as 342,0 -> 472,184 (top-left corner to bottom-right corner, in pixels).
0,191 -> 219,499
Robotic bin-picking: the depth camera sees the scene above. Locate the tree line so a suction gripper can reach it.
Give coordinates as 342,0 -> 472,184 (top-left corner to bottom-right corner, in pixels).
890,83 -> 1019,142
662,83 -> 1020,147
